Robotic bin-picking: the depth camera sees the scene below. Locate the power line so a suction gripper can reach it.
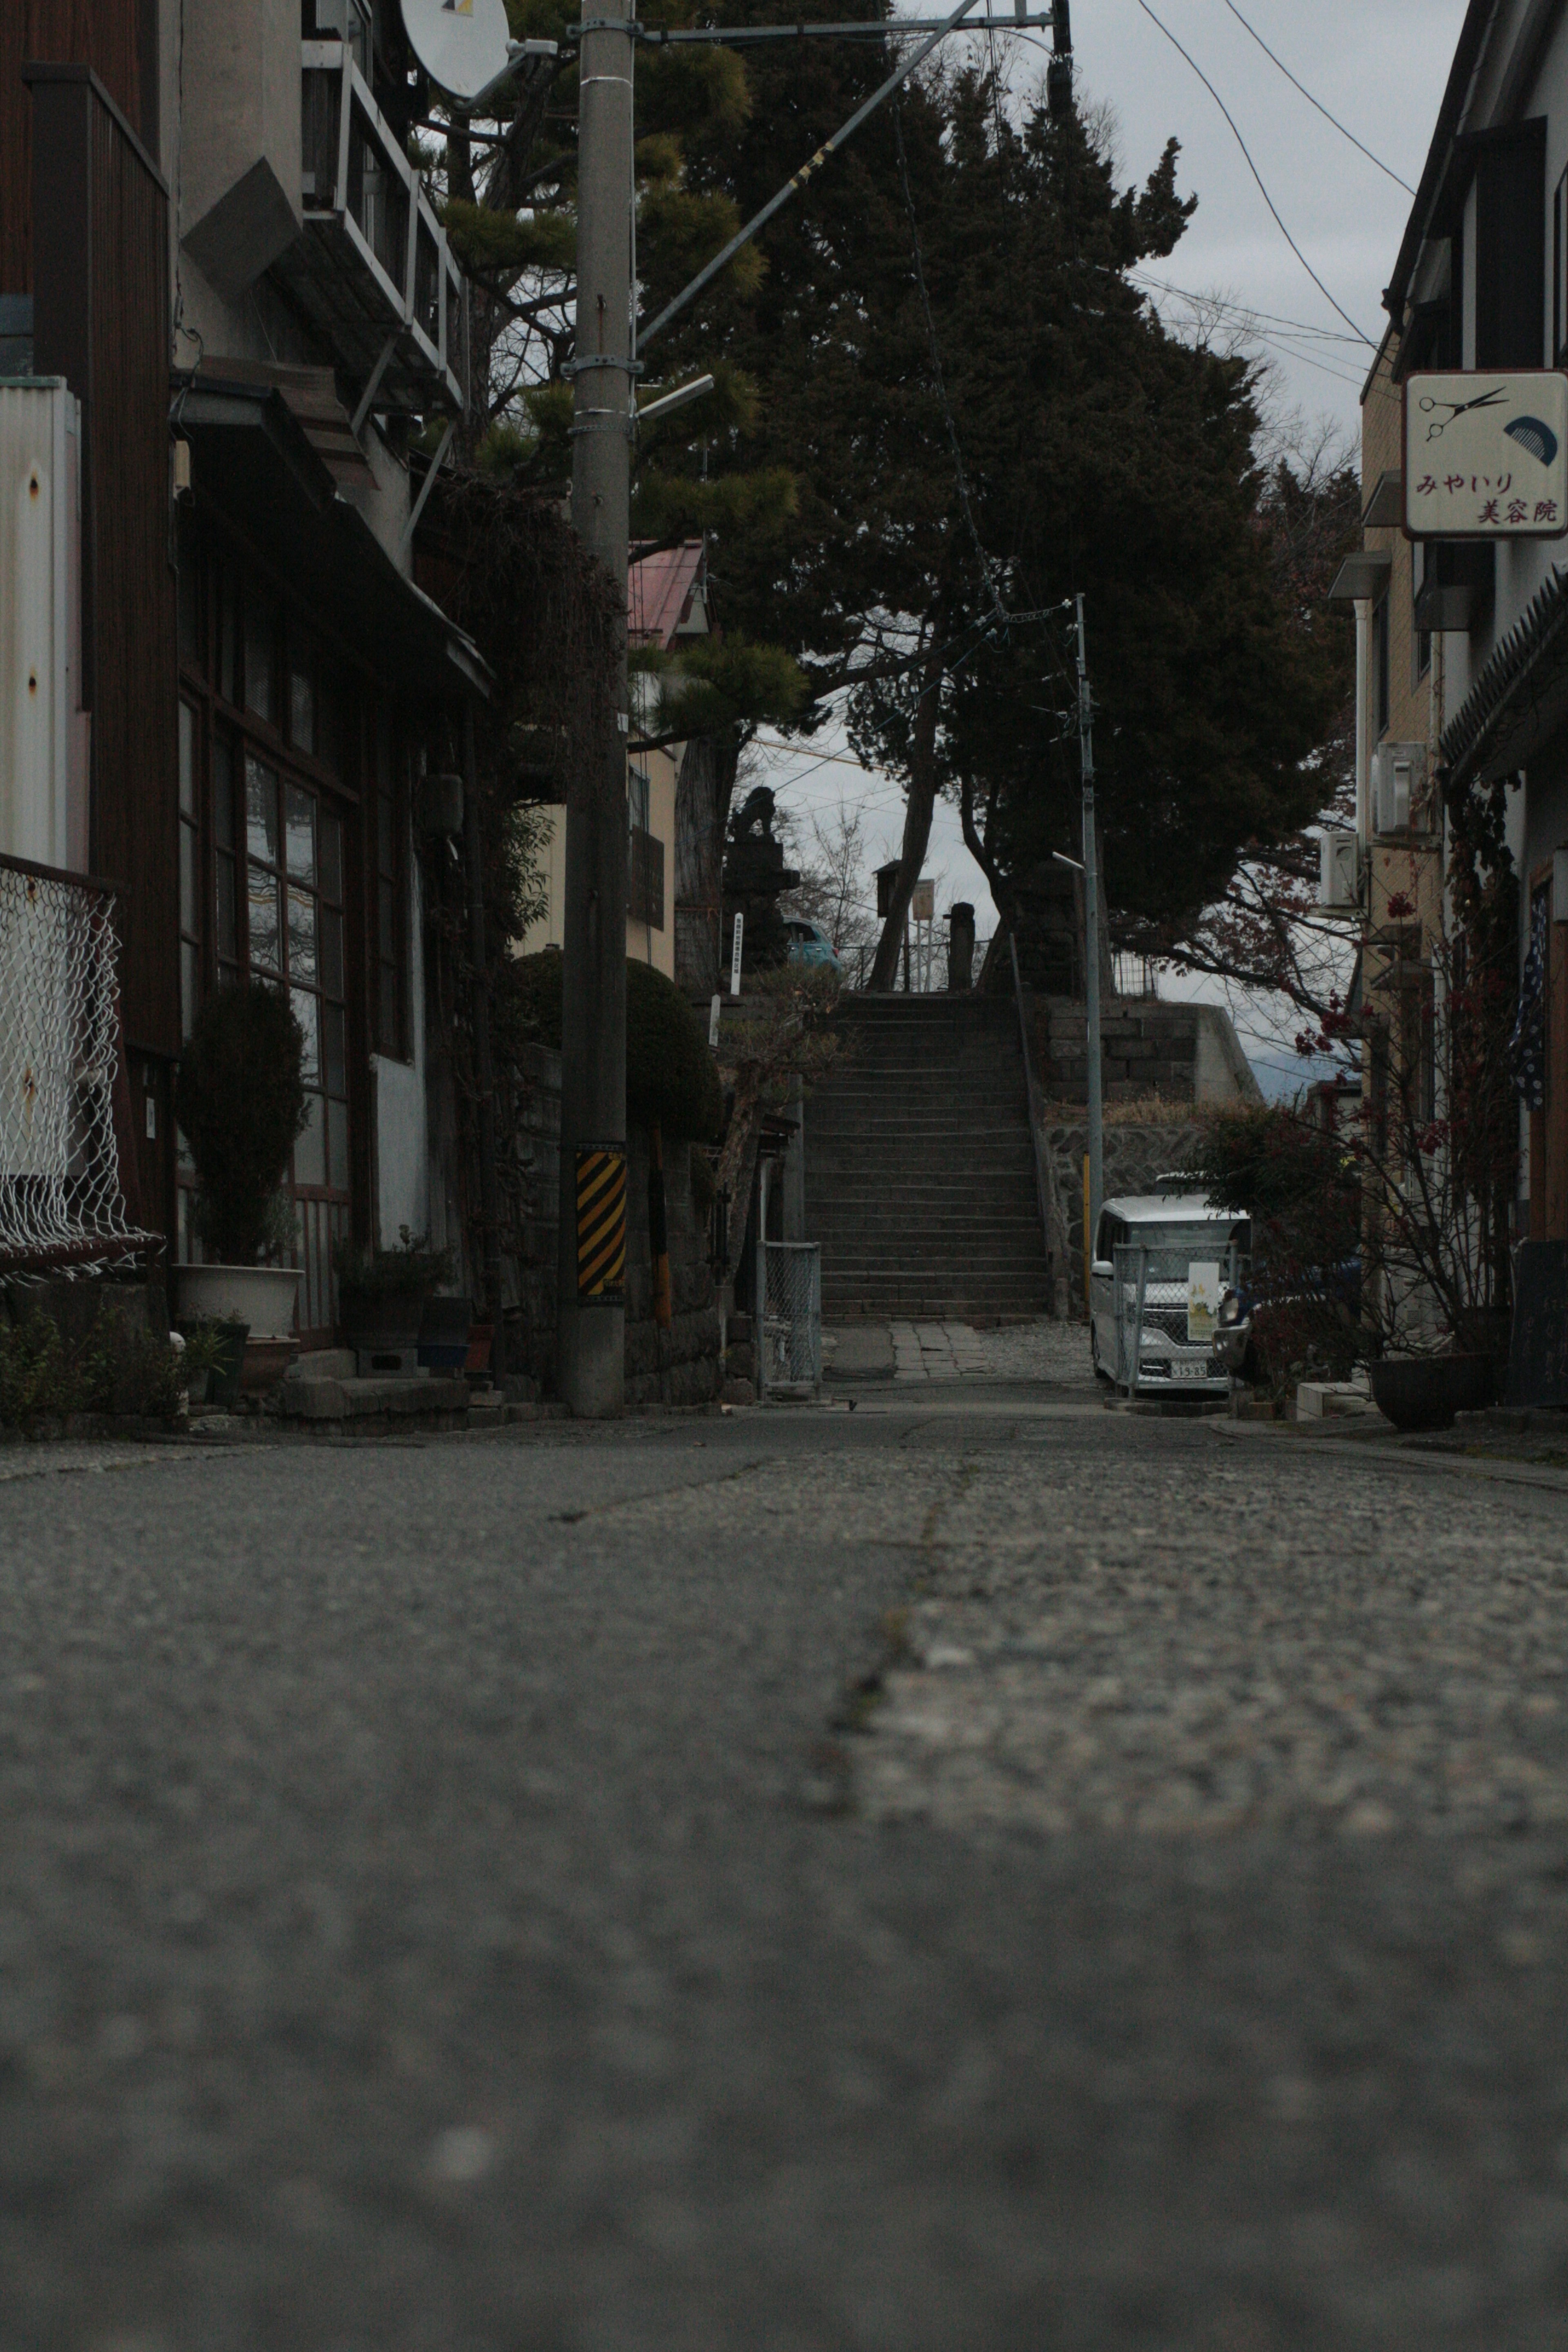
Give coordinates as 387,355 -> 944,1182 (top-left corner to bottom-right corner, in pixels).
1218,0 -> 1416,196
1126,272 -> 1365,347
1127,0 -> 1376,347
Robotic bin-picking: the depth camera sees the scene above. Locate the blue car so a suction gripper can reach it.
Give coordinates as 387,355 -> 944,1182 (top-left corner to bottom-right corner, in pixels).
784,917 -> 845,975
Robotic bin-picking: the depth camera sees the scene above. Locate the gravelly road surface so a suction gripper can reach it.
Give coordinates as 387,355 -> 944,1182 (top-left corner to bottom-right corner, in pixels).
5,1390 -> 1568,2351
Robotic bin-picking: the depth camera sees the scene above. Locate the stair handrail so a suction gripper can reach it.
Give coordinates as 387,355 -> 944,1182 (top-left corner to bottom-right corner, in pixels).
1008,933 -> 1056,1283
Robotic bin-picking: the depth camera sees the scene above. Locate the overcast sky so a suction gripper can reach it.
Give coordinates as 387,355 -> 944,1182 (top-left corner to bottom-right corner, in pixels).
753,0 -> 1471,1089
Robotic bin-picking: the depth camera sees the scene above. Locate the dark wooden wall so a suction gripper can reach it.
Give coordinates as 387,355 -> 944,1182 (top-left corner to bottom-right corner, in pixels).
0,1 -> 156,295
30,64 -> 179,1091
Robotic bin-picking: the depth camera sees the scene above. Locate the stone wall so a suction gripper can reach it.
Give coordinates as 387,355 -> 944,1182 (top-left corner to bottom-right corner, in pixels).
502,1043 -> 721,1406
1034,999 -> 1261,1107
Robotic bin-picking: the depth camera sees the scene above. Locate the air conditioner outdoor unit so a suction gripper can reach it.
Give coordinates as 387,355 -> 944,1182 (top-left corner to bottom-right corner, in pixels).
1373,742 -> 1426,837
1319,829 -> 1360,910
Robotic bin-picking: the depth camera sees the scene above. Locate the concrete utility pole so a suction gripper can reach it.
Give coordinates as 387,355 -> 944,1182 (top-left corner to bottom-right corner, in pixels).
558,0 -> 635,1415
1075,593 -> 1104,1243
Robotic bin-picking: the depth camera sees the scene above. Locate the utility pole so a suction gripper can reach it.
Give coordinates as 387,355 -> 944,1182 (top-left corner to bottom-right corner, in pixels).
558,0 -> 634,1414
552,0 -> 1073,1409
1075,592 -> 1103,1244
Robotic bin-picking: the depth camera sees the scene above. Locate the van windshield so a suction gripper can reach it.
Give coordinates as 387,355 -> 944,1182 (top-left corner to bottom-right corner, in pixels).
1119,1219 -> 1249,1254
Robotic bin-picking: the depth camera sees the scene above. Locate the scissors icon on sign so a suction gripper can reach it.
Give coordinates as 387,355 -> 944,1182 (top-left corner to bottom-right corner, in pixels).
1419,385 -> 1509,442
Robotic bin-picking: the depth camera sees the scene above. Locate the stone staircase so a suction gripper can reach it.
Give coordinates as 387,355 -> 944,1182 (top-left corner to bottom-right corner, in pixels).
803,995 -> 1052,1322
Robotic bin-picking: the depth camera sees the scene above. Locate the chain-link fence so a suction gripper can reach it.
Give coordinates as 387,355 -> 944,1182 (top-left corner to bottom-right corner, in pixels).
0,855 -> 149,1276
758,1239 -> 822,1400
1111,1240 -> 1240,1396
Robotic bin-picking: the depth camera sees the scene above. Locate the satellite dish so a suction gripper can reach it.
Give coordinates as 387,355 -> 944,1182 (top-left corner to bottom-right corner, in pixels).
400,0 -> 513,106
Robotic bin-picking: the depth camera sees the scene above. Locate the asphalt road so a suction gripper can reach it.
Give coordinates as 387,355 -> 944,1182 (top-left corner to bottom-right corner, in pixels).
4,1389 -> 1568,2350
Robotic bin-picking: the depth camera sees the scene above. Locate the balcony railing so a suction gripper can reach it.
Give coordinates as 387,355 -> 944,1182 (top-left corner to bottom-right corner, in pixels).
276,42 -> 463,416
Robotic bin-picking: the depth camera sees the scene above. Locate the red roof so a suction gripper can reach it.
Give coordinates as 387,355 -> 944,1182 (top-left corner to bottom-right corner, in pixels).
628,539 -> 705,648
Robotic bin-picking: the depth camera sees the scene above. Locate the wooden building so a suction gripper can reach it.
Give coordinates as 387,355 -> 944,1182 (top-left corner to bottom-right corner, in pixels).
0,1 -> 486,1343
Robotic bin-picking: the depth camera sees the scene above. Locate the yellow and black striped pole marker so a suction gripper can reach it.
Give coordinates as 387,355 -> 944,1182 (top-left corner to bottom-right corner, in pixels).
576,1145 -> 627,1301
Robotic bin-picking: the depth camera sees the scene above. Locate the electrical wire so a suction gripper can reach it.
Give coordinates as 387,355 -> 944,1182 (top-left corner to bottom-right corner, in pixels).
1127,0 -> 1376,346
1217,0 -> 1416,197
1125,271 -> 1366,347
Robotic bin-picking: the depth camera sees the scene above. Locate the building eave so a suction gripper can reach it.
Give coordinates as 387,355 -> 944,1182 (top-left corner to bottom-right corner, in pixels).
1439,559 -> 1568,786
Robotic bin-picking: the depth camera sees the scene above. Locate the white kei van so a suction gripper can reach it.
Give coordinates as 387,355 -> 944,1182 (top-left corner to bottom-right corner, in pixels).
1089,1194 -> 1251,1396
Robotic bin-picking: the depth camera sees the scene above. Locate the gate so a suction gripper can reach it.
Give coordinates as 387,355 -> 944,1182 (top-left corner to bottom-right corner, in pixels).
758,1239 -> 822,1401
1112,1239 -> 1241,1394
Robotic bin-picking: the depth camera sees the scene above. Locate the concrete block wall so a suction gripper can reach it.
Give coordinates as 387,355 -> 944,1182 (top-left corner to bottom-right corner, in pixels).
1032,997 -> 1261,1109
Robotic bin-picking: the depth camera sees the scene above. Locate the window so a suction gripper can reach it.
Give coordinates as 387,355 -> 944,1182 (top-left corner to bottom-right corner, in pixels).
1373,591 -> 1391,739
627,765 -> 663,929
374,715 -> 408,1058
1473,120 -> 1547,368
288,621 -> 315,758
213,734 -> 240,979
243,578 -> 276,723
178,701 -> 200,1040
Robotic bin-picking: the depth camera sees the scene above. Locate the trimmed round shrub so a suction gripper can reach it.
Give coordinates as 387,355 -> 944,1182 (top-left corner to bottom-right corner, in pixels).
502,948 -> 722,1140
174,982 -> 307,1264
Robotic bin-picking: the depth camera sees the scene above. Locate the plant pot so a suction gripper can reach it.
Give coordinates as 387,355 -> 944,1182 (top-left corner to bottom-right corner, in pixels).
418,1294 -> 473,1372
176,1264 -> 300,1341
176,1318 -> 249,1412
339,1285 -> 430,1355
1369,1353 -> 1498,1433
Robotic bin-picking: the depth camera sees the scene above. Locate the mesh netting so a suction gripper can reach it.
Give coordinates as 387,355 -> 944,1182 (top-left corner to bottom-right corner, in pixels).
760,1240 -> 822,1397
0,858 -> 149,1275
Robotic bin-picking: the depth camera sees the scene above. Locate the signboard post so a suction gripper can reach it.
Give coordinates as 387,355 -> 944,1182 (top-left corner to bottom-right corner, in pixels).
730,912 -> 744,997
1404,371 -> 1568,539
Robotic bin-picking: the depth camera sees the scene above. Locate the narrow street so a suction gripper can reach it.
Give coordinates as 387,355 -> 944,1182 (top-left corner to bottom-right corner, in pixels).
6,1376 -> 1568,2350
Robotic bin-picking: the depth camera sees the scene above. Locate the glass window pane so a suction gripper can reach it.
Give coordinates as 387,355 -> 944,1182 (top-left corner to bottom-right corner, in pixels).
246,756 -> 279,866
220,574 -> 238,704
180,818 -> 198,935
216,851 -> 237,962
178,702 -> 196,815
316,676 -> 340,776
320,906 -> 345,1000
244,587 -> 274,722
295,1091 -> 326,1186
292,987 -> 321,1085
379,883 -> 395,962
379,964 -> 398,1051
176,511 -> 201,670
319,814 -> 343,907
327,1095 -> 349,1192
285,786 -> 316,884
323,1000 -> 346,1096
290,665 -> 315,757
287,886 -> 318,984
180,940 -> 198,1041
248,864 -> 280,972
214,737 -> 234,849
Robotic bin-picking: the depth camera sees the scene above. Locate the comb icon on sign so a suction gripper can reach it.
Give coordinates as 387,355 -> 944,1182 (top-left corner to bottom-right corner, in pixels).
1506,415 -> 1559,467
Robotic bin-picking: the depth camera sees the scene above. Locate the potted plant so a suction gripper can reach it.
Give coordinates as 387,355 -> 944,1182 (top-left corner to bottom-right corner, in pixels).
173,982 -> 308,1342
335,1229 -> 452,1370
174,1314 -> 249,1412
